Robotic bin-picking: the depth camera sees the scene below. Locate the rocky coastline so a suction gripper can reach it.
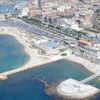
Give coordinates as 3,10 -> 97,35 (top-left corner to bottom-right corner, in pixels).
45,81 -> 100,100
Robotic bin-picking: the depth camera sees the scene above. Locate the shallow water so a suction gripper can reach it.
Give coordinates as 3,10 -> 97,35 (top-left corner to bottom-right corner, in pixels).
0,34 -> 29,72
0,59 -> 100,100
0,5 -> 14,14
0,0 -> 29,14
0,34 -> 100,100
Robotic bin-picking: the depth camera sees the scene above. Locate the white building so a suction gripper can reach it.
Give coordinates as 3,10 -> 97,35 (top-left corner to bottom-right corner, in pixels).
21,7 -> 29,17
77,39 -> 100,62
57,4 -> 73,12
84,44 -> 100,60
58,18 -> 83,30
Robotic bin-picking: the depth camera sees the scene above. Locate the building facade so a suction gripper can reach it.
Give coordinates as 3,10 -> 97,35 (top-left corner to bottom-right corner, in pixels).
77,39 -> 100,63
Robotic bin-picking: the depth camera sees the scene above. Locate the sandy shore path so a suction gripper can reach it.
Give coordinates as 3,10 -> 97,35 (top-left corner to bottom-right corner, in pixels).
64,50 -> 100,74
0,27 -> 63,80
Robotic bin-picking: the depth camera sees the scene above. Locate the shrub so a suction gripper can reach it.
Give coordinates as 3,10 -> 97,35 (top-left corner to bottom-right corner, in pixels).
61,53 -> 67,56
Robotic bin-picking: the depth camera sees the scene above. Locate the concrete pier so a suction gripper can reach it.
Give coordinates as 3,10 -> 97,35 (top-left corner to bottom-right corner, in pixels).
57,79 -> 100,99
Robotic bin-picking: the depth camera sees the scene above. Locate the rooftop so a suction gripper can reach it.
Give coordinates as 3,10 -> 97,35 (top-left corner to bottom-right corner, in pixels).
78,39 -> 94,46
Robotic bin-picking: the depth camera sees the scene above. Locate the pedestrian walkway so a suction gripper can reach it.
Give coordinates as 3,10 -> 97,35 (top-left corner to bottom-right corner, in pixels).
80,72 -> 100,84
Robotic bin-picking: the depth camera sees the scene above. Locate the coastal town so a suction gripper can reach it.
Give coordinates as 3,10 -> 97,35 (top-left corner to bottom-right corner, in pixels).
0,0 -> 100,100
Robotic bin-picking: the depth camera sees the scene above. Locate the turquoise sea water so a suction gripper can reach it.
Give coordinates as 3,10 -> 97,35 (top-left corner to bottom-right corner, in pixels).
0,0 -> 28,14
0,34 -> 29,72
0,35 -> 100,100
0,5 -> 14,14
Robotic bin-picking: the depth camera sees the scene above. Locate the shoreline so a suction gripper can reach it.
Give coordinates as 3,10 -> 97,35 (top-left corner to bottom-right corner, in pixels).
65,52 -> 100,74
45,78 -> 100,100
0,27 -> 63,79
0,27 -> 100,80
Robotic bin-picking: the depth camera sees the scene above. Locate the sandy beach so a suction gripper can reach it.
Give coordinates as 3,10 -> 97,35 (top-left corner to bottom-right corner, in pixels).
0,27 -> 63,79
0,27 -> 100,80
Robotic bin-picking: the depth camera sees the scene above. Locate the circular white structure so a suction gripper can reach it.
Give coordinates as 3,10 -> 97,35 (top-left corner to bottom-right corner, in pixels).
57,78 -> 100,99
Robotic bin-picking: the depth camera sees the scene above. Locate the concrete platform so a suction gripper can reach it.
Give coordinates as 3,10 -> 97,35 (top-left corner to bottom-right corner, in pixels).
57,78 -> 100,99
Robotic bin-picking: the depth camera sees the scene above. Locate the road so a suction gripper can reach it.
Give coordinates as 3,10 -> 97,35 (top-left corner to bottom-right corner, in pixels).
0,18 -> 76,42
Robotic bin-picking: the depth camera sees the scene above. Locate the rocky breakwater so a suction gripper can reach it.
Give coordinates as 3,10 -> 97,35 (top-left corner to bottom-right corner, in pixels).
45,78 -> 100,100
0,74 -> 8,80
